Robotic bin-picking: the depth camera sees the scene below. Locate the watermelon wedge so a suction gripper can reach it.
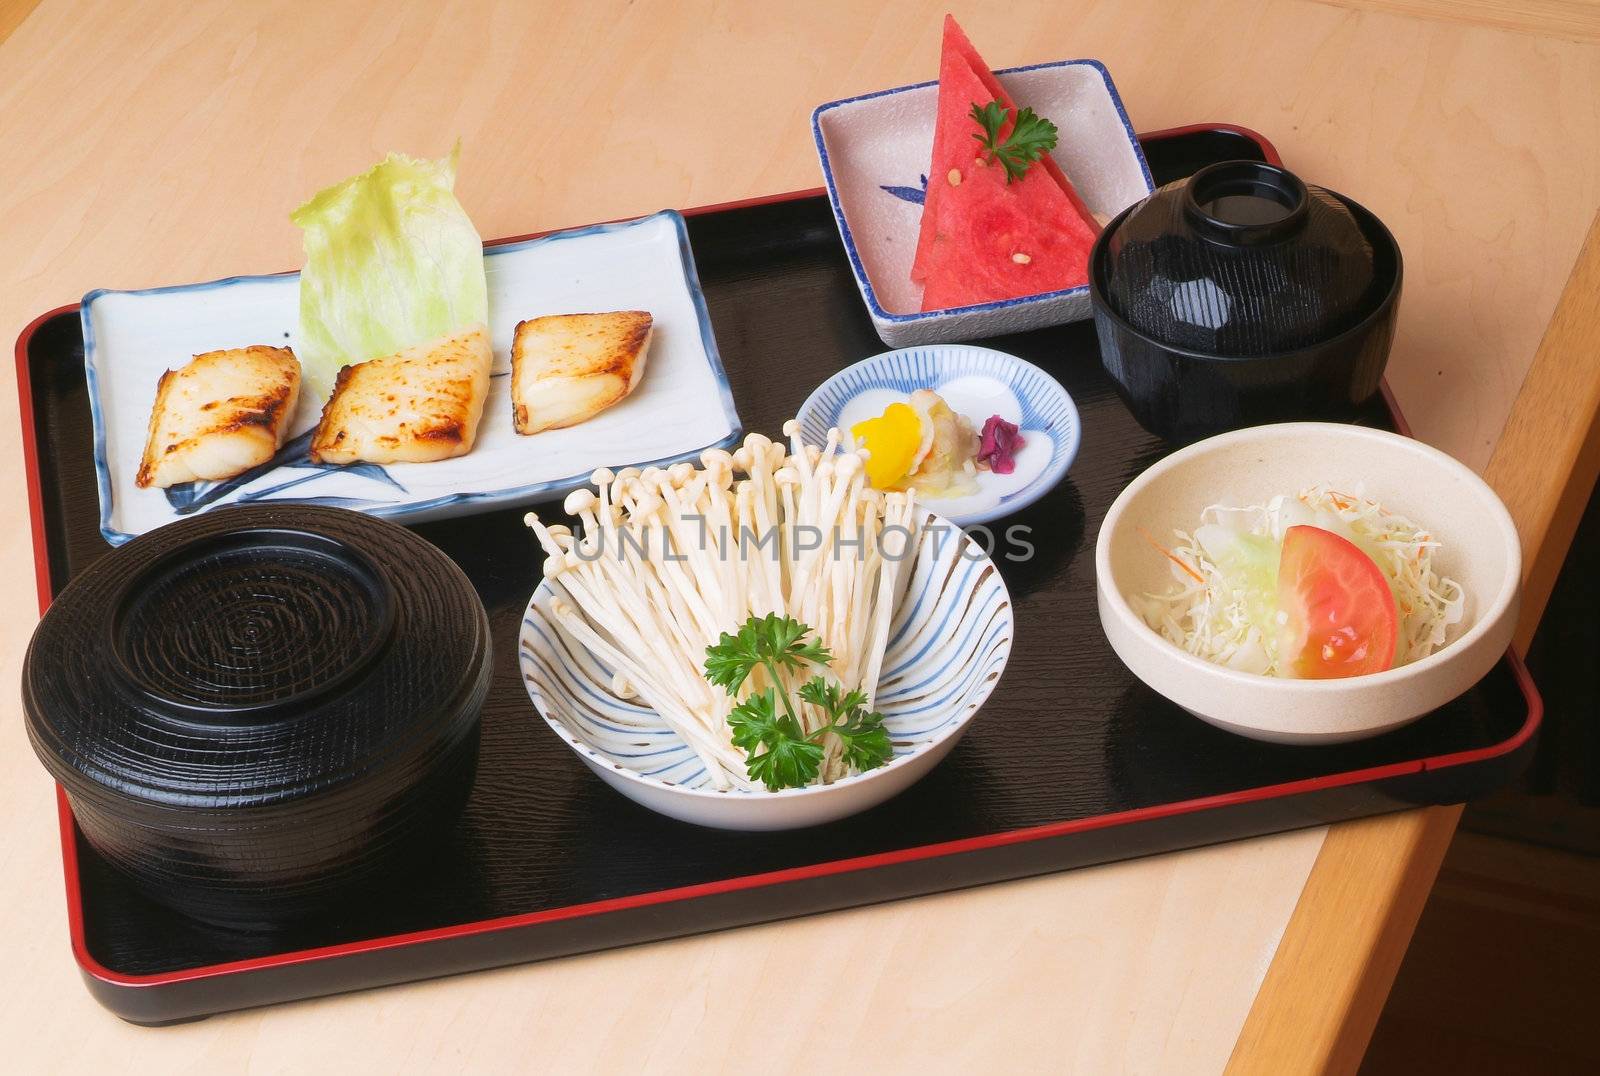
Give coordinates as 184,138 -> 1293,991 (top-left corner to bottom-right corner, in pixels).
912,16 -> 1100,311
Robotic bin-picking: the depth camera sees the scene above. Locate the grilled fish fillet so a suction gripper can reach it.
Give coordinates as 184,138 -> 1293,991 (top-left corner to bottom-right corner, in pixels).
310,325 -> 492,465
510,311 -> 652,435
135,346 -> 301,489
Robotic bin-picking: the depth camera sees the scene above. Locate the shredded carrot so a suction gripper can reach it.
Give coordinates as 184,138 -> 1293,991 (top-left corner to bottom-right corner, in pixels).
1137,525 -> 1206,585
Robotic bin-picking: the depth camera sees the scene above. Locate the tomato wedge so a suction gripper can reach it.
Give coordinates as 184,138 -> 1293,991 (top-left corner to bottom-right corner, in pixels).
1277,525 -> 1399,679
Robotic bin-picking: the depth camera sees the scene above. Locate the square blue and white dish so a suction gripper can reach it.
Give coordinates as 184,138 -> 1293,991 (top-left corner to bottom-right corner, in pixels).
811,59 -> 1154,348
83,210 -> 741,545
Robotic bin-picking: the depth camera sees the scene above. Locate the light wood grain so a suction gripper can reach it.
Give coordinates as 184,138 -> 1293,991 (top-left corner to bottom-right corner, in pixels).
1229,809 -> 1461,1076
1484,210 -> 1600,655
1230,211 -> 1600,1076
1313,0 -> 1600,44
0,1 -> 1597,1072
0,0 -> 39,44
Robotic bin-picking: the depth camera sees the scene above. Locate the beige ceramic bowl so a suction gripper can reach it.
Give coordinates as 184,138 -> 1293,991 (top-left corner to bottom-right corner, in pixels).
1096,423 -> 1521,744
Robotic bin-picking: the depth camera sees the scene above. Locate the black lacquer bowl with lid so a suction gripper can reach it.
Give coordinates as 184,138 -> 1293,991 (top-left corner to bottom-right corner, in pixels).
1090,160 -> 1402,443
22,505 -> 491,930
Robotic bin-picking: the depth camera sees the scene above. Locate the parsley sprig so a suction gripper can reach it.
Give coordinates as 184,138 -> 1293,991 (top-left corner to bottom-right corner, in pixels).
797,679 -> 893,772
705,613 -> 893,791
704,612 -> 832,696
969,99 -> 1059,184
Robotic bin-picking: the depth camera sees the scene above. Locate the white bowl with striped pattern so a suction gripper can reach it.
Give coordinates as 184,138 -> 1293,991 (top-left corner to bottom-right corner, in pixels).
518,511 -> 1013,830
796,345 -> 1080,525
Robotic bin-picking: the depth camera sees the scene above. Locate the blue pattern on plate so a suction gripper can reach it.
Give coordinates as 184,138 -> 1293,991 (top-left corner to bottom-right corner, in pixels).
83,209 -> 742,546
794,344 -> 1081,525
879,174 -> 928,205
159,429 -> 409,514
811,58 -> 1154,324
519,510 -> 1013,796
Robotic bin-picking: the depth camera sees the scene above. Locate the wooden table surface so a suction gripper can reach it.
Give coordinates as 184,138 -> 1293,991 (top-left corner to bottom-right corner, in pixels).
2,1 -> 1598,1072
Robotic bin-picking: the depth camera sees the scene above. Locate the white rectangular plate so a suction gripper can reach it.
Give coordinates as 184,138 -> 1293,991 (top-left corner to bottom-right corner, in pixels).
83,210 -> 741,545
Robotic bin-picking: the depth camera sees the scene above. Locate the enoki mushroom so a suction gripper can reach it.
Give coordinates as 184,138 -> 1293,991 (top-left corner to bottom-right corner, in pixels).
525,421 -> 920,790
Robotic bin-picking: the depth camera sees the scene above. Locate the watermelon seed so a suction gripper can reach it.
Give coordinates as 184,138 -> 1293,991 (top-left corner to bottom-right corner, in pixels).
946,169 -> 962,187
1012,252 -> 1032,265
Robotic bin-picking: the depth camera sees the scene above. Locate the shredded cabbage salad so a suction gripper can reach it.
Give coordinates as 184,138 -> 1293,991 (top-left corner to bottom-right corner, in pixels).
1136,485 -> 1466,676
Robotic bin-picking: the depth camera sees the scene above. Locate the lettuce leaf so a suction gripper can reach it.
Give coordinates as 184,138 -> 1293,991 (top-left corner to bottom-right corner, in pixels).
291,146 -> 488,402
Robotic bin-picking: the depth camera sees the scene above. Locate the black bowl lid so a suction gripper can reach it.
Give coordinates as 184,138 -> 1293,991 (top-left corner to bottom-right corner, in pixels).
23,505 -> 490,809
1098,161 -> 1379,356
1180,160 -> 1310,245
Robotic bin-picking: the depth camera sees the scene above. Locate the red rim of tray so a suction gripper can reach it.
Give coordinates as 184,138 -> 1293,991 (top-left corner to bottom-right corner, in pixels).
12,122 -> 1540,992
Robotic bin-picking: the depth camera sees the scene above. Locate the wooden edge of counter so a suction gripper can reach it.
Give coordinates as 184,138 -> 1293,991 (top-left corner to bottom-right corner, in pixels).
1227,207 -> 1600,1076
0,0 -> 41,46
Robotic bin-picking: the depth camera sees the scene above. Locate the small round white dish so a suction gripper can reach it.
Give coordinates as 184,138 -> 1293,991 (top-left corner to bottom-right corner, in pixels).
519,511 -> 1013,831
1096,422 -> 1521,744
795,345 -> 1080,525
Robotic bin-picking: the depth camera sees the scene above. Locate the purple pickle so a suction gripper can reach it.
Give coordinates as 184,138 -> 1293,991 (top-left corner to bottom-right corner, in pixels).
978,415 -> 1024,474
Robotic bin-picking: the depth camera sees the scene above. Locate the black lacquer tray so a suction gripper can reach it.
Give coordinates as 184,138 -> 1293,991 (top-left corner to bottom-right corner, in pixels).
14,125 -> 1540,1025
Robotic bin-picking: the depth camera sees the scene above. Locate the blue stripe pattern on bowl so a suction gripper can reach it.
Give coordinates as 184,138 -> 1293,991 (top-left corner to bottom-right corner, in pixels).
796,344 -> 1081,526
519,511 -> 1013,795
